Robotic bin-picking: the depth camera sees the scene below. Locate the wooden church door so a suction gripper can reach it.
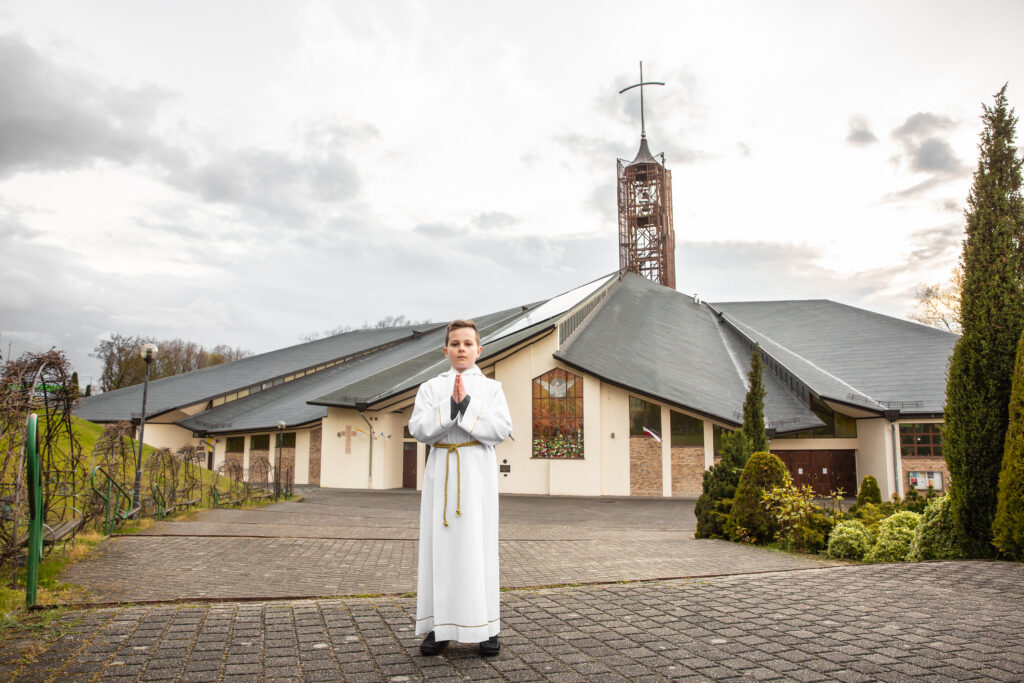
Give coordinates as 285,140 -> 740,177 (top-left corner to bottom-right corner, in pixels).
402,442 -> 417,488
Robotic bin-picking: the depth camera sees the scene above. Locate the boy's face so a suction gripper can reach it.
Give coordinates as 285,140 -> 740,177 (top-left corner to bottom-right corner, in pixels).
443,327 -> 482,373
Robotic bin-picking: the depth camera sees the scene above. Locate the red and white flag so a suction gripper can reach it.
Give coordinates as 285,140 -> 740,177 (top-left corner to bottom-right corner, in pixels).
642,426 -> 662,443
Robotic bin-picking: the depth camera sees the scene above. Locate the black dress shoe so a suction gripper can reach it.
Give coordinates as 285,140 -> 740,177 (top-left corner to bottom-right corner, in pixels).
479,635 -> 500,656
419,631 -> 449,656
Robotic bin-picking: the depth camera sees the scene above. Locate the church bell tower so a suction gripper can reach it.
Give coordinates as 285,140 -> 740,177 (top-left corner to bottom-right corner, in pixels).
617,62 -> 676,289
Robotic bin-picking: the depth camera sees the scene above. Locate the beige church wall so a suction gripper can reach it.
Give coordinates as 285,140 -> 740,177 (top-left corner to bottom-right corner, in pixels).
321,408 -> 375,489
599,385 -> 631,497
293,429 -> 311,485
856,418 -> 898,499
370,412 -> 405,489
138,423 -> 195,451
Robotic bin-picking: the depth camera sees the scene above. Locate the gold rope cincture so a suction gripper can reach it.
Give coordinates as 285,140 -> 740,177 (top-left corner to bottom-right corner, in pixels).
435,441 -> 481,527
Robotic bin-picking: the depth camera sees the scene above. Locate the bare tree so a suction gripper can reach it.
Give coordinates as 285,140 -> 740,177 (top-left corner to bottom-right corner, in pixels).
301,315 -> 431,341
908,266 -> 963,334
92,334 -> 252,391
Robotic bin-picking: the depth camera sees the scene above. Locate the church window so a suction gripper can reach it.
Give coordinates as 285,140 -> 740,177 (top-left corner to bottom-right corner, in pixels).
670,411 -> 704,447
629,397 -> 661,437
900,423 -> 942,458
226,436 -> 244,453
250,434 -> 270,450
276,432 -> 297,448
532,369 -> 583,458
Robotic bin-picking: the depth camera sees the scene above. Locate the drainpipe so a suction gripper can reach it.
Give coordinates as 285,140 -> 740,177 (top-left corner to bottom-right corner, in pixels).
358,406 -> 373,489
884,409 -> 901,499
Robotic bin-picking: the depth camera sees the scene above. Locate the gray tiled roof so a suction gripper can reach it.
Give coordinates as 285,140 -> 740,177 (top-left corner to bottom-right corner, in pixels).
175,306 -> 531,434
714,300 -> 957,415
554,273 -> 822,429
78,272 -> 956,438
75,325 -> 437,423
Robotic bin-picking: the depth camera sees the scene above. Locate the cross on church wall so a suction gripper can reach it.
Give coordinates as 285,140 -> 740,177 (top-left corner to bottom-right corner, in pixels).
339,425 -> 358,454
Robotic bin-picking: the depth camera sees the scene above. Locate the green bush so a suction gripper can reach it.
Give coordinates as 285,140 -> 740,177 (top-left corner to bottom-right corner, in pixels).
800,511 -> 836,554
695,431 -> 747,539
727,451 -> 790,544
827,520 -> 873,560
908,495 -> 964,561
853,501 -> 896,535
864,510 -> 922,563
856,475 -> 882,507
760,482 -> 835,553
993,327 -> 1024,560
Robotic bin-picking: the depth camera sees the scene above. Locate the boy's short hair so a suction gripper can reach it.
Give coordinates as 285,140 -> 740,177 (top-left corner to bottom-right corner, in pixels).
445,319 -> 480,345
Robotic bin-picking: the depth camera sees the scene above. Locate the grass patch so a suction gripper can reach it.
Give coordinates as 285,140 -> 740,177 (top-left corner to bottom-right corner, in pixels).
0,530 -> 106,640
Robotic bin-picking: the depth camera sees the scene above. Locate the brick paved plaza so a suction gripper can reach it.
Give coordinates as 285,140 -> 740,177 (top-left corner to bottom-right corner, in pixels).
1,489 -> 1021,681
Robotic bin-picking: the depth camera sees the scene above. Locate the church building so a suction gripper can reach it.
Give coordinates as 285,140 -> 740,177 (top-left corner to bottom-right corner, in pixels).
76,74 -> 957,501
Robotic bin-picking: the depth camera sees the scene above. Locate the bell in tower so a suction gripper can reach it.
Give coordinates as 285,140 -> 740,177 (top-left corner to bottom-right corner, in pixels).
617,62 -> 676,289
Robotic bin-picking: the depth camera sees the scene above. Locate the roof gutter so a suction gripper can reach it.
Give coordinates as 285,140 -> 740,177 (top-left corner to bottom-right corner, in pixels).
358,405 -> 373,489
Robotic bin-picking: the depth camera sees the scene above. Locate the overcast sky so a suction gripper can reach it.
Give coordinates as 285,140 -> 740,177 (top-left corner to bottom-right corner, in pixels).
2,1 -> 1022,388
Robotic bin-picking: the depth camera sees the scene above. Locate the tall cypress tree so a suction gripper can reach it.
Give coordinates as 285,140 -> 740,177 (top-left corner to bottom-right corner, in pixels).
742,345 -> 769,456
694,345 -> 768,537
944,84 -> 1024,557
993,328 -> 1024,559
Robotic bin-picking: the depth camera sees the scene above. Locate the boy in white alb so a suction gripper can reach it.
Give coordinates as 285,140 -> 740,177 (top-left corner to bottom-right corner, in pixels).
408,320 -> 513,657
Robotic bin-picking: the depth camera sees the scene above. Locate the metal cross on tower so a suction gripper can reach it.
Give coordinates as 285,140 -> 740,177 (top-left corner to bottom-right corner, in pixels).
618,61 -> 665,140
616,62 -> 676,289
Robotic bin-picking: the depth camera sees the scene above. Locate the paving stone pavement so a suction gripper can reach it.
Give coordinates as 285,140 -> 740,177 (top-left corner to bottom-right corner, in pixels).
59,489 -> 836,604
3,561 -> 1022,682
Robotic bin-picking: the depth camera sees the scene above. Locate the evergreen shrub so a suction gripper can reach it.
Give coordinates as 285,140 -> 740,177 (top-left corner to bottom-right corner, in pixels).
854,502 -> 896,535
727,451 -> 789,544
943,85 -> 1024,557
694,431 -> 747,539
908,495 -> 964,561
856,475 -> 882,507
993,328 -> 1024,560
865,510 -> 922,563
827,520 -> 873,560
900,486 -> 935,514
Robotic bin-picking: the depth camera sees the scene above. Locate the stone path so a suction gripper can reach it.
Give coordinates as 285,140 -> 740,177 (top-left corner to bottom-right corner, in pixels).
2,488 -> 1020,681
3,561 -> 1022,681
60,488 -> 835,604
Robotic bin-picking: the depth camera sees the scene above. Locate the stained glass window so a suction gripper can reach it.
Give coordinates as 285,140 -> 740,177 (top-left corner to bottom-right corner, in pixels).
532,369 -> 584,459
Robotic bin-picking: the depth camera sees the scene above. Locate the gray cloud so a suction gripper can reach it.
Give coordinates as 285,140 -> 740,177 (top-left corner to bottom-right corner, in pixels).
414,222 -> 467,238
893,112 -> 956,141
0,33 -> 368,226
884,111 -> 968,202
0,33 -> 176,178
470,211 -> 518,230
906,222 -> 963,264
911,137 -> 961,174
846,116 -> 878,147
940,199 -> 961,213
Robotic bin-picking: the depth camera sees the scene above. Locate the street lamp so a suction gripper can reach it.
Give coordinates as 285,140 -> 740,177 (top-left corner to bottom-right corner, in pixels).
131,343 -> 158,511
275,421 -> 286,499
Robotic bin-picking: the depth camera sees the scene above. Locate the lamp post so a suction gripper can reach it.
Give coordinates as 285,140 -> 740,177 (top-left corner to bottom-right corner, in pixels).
131,343 -> 158,511
275,421 -> 286,499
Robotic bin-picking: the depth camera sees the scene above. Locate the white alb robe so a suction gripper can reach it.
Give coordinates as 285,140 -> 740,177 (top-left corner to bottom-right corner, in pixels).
409,365 -> 513,643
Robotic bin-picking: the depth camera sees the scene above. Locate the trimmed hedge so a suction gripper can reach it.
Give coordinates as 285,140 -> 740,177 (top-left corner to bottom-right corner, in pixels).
908,495 -> 963,561
827,520 -> 873,560
865,510 -> 921,563
727,451 -> 789,544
